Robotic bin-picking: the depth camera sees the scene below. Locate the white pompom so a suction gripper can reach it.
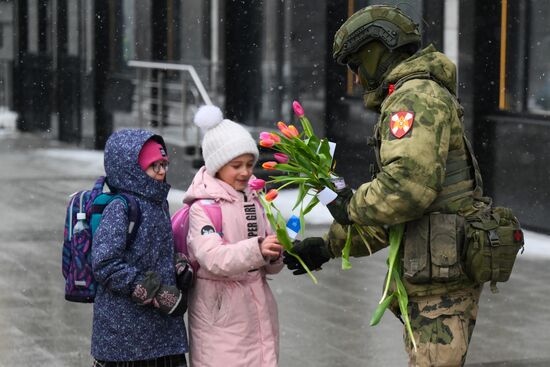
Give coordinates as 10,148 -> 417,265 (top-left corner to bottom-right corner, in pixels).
194,105 -> 223,130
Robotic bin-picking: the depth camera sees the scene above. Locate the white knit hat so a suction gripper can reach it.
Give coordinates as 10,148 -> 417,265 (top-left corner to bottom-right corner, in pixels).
194,105 -> 259,175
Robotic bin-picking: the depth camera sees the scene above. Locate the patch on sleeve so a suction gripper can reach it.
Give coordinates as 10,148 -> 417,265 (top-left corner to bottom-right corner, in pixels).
389,111 -> 414,139
201,225 -> 216,235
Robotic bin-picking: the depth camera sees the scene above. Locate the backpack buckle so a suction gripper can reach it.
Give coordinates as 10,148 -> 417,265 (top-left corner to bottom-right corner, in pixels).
488,229 -> 500,246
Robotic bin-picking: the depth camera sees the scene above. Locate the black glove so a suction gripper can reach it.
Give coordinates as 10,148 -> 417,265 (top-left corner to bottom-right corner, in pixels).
283,237 -> 332,275
175,254 -> 194,292
326,186 -> 354,225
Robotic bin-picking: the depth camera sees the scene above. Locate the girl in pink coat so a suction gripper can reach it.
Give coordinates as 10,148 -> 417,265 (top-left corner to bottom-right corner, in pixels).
184,105 -> 283,367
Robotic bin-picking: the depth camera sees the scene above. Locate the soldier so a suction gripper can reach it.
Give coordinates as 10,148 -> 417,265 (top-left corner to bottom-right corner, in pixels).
284,5 -> 486,367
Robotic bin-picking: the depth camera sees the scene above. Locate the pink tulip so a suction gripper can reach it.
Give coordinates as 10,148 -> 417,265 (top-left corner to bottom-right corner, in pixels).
269,133 -> 281,143
259,139 -> 275,148
292,100 -> 305,117
265,189 -> 278,202
248,178 -> 266,191
273,153 -> 289,164
259,132 -> 272,140
262,161 -> 277,170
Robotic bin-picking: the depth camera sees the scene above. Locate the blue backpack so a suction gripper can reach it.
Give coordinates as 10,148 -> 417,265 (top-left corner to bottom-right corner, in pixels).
62,176 -> 141,303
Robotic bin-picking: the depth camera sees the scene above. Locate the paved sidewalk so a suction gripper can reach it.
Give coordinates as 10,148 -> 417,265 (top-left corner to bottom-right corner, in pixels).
0,131 -> 549,366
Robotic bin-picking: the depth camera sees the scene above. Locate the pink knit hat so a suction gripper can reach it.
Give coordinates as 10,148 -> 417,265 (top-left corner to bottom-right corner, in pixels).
138,139 -> 168,171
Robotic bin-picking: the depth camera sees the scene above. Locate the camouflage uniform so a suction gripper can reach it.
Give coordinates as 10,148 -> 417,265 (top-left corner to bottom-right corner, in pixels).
326,45 -> 483,366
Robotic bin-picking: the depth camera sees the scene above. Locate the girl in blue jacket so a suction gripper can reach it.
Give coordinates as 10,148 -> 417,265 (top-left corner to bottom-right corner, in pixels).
91,129 -> 188,366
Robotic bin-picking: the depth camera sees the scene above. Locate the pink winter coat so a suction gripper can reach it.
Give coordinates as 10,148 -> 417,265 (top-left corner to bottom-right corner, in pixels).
184,167 -> 283,367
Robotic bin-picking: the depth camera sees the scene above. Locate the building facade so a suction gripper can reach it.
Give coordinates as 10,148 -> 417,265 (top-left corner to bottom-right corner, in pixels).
2,0 -> 549,233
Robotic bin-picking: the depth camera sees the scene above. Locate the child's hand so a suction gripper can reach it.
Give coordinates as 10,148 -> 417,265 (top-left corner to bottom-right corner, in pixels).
260,235 -> 283,259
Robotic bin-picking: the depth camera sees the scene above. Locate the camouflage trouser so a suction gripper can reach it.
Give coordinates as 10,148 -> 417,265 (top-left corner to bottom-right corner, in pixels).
404,286 -> 482,367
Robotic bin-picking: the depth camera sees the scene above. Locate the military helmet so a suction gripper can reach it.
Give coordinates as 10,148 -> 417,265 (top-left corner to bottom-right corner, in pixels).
333,5 -> 421,65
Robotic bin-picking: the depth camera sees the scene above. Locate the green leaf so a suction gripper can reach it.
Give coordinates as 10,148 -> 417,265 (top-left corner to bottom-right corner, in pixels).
300,116 -> 314,138
370,292 -> 395,326
306,135 -> 320,151
292,145 -> 320,168
392,267 -> 416,352
285,248 -> 318,284
257,195 -> 277,230
275,132 -> 294,146
294,137 -> 319,161
319,139 -> 332,158
353,224 -> 374,256
268,176 -> 310,183
299,208 -> 306,238
293,153 -> 317,175
292,183 -> 309,210
273,163 -> 309,175
380,223 -> 405,303
341,226 -> 353,270
275,227 -> 293,250
302,195 -> 320,215
282,230 -> 318,284
275,210 -> 286,228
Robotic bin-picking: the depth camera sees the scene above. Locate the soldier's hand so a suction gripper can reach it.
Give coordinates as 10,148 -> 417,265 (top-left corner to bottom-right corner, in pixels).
326,186 -> 354,225
283,237 -> 332,275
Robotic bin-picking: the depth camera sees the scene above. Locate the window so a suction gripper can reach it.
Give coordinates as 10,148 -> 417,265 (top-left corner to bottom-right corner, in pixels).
67,1 -> 79,56
27,0 -> 39,54
526,2 -> 550,113
503,0 -> 550,114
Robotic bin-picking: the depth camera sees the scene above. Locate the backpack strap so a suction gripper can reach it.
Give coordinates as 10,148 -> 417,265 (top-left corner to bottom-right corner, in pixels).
116,193 -> 141,243
176,200 -> 223,272
93,176 -> 107,191
90,193 -> 141,246
195,200 -> 223,236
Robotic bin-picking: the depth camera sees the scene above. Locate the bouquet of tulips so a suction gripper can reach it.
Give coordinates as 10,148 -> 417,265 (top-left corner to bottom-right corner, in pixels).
256,101 -> 417,351
256,101 -> 379,273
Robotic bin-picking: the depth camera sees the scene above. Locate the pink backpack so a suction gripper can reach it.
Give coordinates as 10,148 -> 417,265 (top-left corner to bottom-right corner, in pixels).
171,200 -> 223,271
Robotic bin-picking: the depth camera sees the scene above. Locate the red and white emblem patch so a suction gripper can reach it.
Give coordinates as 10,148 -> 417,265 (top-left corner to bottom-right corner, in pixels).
390,111 -> 414,139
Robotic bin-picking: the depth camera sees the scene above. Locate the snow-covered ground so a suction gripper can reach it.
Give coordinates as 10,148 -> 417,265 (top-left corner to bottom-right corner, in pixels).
0,109 -> 18,134
39,147 -> 548,259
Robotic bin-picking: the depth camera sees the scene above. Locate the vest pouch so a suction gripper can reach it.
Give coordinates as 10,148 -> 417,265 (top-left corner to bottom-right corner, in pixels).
464,206 -> 524,288
429,213 -> 465,282
403,216 -> 431,284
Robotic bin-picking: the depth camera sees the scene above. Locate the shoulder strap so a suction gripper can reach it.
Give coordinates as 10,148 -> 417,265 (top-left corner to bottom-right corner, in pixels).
92,176 -> 107,191
195,200 -> 223,235
90,193 -> 141,245
178,200 -> 223,272
393,71 -> 433,90
115,194 -> 141,243
367,123 -> 382,179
